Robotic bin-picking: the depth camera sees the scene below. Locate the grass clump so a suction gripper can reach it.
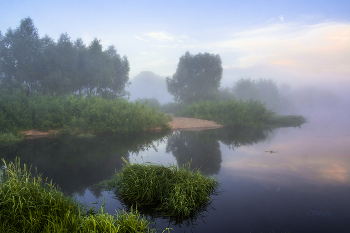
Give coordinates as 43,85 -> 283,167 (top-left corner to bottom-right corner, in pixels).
100,158 -> 219,218
0,158 -> 154,233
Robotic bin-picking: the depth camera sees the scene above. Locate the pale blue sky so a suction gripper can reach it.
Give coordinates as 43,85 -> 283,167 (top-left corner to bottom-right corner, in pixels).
1,0 -> 349,87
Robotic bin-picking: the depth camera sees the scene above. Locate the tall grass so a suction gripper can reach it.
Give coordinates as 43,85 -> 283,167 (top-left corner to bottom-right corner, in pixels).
0,90 -> 172,135
0,158 -> 154,233
100,158 -> 219,219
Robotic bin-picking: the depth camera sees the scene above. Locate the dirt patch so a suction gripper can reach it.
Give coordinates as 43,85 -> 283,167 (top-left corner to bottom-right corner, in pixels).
21,129 -> 60,139
169,117 -> 223,131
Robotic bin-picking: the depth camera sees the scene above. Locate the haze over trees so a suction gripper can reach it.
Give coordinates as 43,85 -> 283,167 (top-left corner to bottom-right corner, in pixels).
166,51 -> 223,104
127,71 -> 172,103
0,17 -> 130,98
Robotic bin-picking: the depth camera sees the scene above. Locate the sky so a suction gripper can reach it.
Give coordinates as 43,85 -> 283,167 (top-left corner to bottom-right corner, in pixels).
1,0 -> 350,88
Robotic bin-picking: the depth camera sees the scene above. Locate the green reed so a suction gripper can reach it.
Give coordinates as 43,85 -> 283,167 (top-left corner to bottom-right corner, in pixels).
0,158 -> 154,233
100,158 -> 219,218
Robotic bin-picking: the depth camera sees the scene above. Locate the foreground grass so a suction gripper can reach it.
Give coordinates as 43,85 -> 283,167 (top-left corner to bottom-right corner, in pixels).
179,100 -> 306,128
0,158 -> 154,233
100,158 -> 220,219
0,91 -> 172,139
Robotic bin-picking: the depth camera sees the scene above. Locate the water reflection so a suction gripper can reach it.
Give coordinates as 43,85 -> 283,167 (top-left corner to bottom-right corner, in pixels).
1,120 -> 349,232
165,126 -> 272,175
0,131 -> 170,196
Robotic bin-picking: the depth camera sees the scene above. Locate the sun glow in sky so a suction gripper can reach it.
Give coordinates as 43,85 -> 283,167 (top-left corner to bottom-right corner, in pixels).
1,0 -> 349,87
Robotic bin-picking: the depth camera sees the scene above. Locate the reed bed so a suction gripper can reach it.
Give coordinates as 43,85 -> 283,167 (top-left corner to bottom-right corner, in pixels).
0,158 -> 154,233
100,158 -> 219,218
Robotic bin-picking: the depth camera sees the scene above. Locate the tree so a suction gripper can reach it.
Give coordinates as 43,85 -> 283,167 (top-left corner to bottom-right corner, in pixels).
166,51 -> 223,103
0,17 -> 42,95
0,18 -> 130,98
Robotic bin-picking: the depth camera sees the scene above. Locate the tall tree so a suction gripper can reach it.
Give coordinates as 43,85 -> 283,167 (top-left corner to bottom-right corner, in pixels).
166,51 -> 223,103
0,17 -> 42,95
99,45 -> 130,99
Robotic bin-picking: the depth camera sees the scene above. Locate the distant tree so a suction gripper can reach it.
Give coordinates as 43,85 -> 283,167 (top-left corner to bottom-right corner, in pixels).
135,98 -> 160,109
166,51 -> 223,103
233,78 -> 280,110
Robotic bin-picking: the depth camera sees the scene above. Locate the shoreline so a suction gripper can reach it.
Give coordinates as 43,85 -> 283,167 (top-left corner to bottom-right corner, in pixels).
21,117 -> 223,139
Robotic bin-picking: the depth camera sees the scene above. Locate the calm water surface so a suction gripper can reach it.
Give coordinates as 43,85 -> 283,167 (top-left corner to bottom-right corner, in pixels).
1,113 -> 349,233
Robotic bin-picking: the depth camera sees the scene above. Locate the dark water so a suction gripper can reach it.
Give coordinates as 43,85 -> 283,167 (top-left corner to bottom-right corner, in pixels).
1,113 -> 349,233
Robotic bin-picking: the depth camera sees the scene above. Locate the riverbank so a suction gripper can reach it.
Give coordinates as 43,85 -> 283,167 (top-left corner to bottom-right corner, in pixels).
20,117 -> 223,139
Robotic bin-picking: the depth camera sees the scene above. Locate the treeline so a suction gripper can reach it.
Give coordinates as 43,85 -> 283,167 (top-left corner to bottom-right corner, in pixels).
0,18 -> 129,98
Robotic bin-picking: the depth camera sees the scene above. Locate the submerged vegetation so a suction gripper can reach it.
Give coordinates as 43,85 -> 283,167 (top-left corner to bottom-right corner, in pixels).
100,158 -> 219,219
0,158 -> 154,233
179,99 -> 306,128
0,90 -> 172,140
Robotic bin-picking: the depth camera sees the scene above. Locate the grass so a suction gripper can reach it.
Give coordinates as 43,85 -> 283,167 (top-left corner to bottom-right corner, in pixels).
100,158 -> 220,219
0,158 -> 155,233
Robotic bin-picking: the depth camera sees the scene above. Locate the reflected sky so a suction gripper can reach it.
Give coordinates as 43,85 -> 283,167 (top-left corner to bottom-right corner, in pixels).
221,124 -> 350,186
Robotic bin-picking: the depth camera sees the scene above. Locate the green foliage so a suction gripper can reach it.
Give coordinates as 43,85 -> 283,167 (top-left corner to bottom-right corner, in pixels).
0,132 -> 24,142
0,91 -> 172,134
265,115 -> 307,127
100,158 -> 219,218
166,51 -> 223,103
180,99 -> 276,128
159,102 -> 186,115
0,17 -> 130,98
233,78 -> 281,111
216,87 -> 237,102
135,98 -> 161,109
179,99 -> 306,129
0,158 -> 154,233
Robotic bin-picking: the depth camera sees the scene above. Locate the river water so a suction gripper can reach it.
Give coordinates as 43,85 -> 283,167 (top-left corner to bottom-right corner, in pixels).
0,110 -> 349,233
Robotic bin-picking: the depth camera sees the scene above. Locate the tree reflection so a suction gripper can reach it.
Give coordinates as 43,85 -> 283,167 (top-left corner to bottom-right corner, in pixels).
0,131 -> 170,197
166,131 -> 222,175
166,127 -> 272,175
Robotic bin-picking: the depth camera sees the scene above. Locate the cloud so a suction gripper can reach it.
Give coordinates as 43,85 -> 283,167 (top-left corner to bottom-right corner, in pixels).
146,31 -> 175,41
206,22 -> 350,83
134,36 -> 148,42
279,15 -> 284,23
